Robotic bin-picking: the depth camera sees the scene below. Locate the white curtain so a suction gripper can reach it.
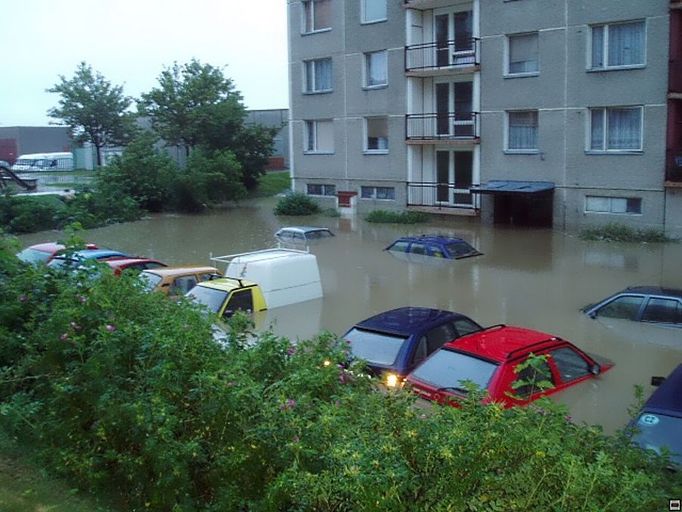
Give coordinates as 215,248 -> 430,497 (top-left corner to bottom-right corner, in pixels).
315,59 -> 332,91
508,111 -> 538,150
590,109 -> 604,150
509,33 -> 538,73
608,22 -> 644,67
366,51 -> 387,86
607,108 -> 641,150
591,26 -> 604,67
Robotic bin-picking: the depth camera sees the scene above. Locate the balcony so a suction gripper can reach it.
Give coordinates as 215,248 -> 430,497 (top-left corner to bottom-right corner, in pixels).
406,112 -> 479,144
406,182 -> 478,213
405,38 -> 479,76
666,149 -> 682,184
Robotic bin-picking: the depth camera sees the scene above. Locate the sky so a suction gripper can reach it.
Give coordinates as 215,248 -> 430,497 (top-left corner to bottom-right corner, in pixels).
0,0 -> 289,126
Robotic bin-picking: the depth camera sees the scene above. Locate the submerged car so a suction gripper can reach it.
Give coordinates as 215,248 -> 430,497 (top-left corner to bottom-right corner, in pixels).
583,286 -> 682,328
275,226 -> 334,242
630,364 -> 682,468
17,242 -> 98,265
385,235 -> 482,260
104,257 -> 167,276
186,277 -> 266,318
342,307 -> 482,388
406,325 -> 612,407
141,266 -> 221,298
47,249 -> 128,269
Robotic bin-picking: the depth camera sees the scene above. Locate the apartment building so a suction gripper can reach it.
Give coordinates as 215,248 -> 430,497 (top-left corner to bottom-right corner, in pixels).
287,0 -> 682,235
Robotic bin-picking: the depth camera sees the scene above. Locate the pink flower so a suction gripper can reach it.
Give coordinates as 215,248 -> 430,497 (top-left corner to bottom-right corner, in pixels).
286,346 -> 296,356
105,324 -> 116,333
60,333 -> 69,341
18,294 -> 27,303
292,436 -> 300,443
280,399 -> 297,411
78,295 -> 87,304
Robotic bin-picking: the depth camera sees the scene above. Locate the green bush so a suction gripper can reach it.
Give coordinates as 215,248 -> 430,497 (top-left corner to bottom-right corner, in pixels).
0,195 -> 64,233
1,236 -> 680,510
274,192 -> 321,216
580,223 -> 673,243
365,209 -> 429,224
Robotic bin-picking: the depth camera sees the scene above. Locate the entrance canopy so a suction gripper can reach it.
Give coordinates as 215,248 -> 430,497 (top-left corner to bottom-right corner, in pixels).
470,180 -> 555,195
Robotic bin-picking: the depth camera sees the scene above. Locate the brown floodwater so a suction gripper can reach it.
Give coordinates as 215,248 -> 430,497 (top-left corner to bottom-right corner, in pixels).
17,197 -> 682,433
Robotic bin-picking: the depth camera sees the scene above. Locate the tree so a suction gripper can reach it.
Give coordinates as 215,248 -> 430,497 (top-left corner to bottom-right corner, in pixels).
47,62 -> 135,167
138,59 -> 245,156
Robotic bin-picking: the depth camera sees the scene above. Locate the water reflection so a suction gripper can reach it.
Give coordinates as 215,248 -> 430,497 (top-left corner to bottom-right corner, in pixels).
17,198 -> 682,433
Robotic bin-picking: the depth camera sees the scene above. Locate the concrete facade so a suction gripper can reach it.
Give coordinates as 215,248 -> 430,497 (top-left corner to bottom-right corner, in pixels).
288,0 -> 679,233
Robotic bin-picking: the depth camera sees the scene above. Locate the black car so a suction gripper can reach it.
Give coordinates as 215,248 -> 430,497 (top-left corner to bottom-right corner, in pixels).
582,286 -> 682,328
630,364 -> 682,468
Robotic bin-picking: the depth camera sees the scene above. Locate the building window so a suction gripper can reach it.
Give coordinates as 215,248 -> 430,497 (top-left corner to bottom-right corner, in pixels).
303,0 -> 331,33
507,33 -> 539,75
365,117 -> 388,152
591,21 -> 645,69
585,196 -> 642,214
304,58 -> 332,93
589,107 -> 642,151
507,111 -> 538,151
307,183 -> 336,196
361,186 -> 395,200
362,0 -> 386,23
364,51 -> 387,87
304,120 -> 334,153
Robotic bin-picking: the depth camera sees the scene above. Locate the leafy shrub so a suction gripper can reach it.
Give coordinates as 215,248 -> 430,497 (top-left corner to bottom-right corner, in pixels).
0,195 -> 64,233
321,207 -> 341,217
1,236 -> 680,510
580,223 -> 674,243
274,192 -> 321,216
365,209 -> 429,224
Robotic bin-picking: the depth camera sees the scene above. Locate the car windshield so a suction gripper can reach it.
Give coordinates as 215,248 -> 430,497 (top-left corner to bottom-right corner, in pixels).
446,242 -> 479,259
16,248 -> 50,264
344,328 -> 408,366
632,413 -> 682,466
186,285 -> 228,314
139,271 -> 163,291
409,349 -> 499,393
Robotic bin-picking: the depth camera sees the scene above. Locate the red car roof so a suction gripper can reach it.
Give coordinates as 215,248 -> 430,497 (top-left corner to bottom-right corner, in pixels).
445,325 -> 560,363
29,242 -> 64,254
104,258 -> 162,269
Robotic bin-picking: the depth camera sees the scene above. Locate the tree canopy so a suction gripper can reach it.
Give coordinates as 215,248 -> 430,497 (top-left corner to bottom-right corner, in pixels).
47,62 -> 135,166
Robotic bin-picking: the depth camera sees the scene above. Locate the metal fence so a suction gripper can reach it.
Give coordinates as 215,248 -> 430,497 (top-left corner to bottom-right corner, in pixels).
405,38 -> 479,72
406,182 -> 478,209
406,112 -> 479,141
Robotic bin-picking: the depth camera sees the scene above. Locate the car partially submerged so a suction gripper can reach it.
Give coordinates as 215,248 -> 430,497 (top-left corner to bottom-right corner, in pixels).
630,364 -> 682,468
186,277 -> 267,318
582,286 -> 682,328
385,235 -> 482,260
17,242 -> 98,265
104,258 -> 167,276
47,249 -> 128,269
141,266 -> 221,297
342,307 -> 482,388
275,226 -> 334,243
406,325 -> 612,407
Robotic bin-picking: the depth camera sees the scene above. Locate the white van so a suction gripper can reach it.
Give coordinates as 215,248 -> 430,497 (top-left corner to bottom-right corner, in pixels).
210,248 -> 323,309
11,152 -> 74,172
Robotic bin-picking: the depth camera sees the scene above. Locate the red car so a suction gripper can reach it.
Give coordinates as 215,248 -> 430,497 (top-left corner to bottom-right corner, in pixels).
16,242 -> 98,265
104,258 -> 167,276
406,325 -> 613,407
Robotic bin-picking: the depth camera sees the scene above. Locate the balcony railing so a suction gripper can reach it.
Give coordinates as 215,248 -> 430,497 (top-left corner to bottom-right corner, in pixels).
671,57 -> 682,93
405,38 -> 479,73
406,112 -> 479,141
666,149 -> 682,181
407,182 -> 477,209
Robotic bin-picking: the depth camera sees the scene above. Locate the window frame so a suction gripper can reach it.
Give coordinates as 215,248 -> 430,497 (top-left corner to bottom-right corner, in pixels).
364,116 -> 389,154
301,0 -> 332,35
584,195 -> 642,215
361,0 -> 387,25
505,110 -> 539,153
306,183 -> 337,197
360,186 -> 396,201
363,50 -> 388,89
303,119 -> 334,154
588,20 -> 646,71
303,57 -> 333,94
505,32 -> 539,78
587,106 -> 643,153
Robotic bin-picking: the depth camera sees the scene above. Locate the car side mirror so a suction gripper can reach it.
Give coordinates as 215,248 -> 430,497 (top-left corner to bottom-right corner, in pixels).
651,376 -> 665,387
590,364 -> 601,376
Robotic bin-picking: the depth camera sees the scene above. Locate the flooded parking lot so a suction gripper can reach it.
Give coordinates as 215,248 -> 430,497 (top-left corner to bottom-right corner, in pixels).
18,197 -> 682,432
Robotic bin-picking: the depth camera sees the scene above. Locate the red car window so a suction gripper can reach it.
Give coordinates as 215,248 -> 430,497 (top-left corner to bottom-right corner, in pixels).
549,347 -> 591,383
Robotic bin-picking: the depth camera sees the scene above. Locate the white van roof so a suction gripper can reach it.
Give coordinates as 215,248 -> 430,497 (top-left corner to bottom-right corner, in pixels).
17,152 -> 72,159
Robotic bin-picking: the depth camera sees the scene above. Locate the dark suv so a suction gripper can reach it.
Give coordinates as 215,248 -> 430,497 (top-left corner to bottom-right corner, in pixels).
582,286 -> 682,328
385,235 -> 482,260
341,307 -> 482,388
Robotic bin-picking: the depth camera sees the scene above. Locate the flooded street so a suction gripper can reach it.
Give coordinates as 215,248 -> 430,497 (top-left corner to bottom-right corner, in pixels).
18,197 -> 682,433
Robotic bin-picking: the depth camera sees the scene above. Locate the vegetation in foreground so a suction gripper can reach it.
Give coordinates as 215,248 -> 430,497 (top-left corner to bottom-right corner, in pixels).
580,222 -> 674,243
274,191 -> 321,216
0,232 -> 680,511
365,209 -> 429,224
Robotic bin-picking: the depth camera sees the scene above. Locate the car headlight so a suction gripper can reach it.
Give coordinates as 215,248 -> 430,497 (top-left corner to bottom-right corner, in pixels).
385,373 -> 400,388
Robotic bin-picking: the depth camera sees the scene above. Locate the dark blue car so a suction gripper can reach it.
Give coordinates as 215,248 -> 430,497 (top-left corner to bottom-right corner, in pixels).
341,307 -> 482,387
631,364 -> 682,468
385,235 -> 482,260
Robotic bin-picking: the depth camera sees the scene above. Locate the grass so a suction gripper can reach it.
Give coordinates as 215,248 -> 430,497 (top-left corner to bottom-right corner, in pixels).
249,171 -> 291,198
579,222 -> 674,243
0,431 -> 116,512
365,209 -> 430,224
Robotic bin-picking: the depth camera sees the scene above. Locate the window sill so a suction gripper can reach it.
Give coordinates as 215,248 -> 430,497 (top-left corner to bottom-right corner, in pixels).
363,150 -> 389,155
584,211 -> 642,216
586,64 -> 646,73
360,18 -> 388,26
301,28 -> 332,36
360,197 -> 395,201
307,194 -> 337,198
303,151 -> 335,155
303,90 -> 333,96
363,84 -> 388,91
585,150 -> 643,156
504,71 -> 539,79
504,149 -> 539,155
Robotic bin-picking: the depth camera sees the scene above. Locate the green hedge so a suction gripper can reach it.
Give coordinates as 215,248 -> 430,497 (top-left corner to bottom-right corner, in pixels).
0,234 -> 679,511
274,192 -> 321,216
365,209 -> 429,224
